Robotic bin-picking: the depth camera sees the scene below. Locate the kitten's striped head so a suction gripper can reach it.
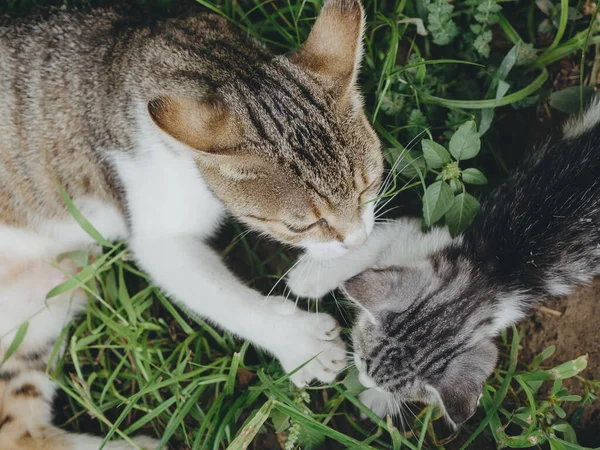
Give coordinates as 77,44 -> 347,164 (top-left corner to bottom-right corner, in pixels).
148,0 -> 382,259
346,252 -> 499,427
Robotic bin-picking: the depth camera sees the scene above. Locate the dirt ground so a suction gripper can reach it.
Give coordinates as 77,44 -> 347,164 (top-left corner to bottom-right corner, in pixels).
520,279 -> 600,446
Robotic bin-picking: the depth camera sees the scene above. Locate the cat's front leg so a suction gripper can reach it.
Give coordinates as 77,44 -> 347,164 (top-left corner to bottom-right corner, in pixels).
130,235 -> 346,386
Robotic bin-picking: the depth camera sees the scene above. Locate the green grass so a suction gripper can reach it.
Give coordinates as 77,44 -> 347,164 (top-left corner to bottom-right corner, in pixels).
3,0 -> 600,448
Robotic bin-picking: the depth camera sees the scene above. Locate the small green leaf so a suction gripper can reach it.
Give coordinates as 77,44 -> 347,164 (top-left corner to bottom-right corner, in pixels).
423,181 -> 453,226
479,108 -> 494,137
552,423 -> 578,444
551,355 -> 588,379
520,355 -> 588,382
496,42 -> 520,80
554,404 -> 567,419
495,80 -> 511,105
550,86 -> 595,114
393,149 -> 427,178
462,168 -> 488,185
342,368 -> 364,396
532,345 -> 556,370
416,64 -> 427,84
449,178 -> 463,193
445,193 -> 480,236
560,395 -> 582,402
552,378 -> 563,395
422,139 -> 451,168
1,322 -> 29,364
270,410 -> 290,433
549,438 -> 567,450
449,121 -> 481,160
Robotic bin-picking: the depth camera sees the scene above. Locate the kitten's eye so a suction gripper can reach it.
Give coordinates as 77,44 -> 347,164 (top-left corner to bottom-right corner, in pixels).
284,218 -> 328,233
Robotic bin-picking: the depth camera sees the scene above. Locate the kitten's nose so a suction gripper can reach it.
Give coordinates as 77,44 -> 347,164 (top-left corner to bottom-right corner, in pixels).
344,226 -> 368,250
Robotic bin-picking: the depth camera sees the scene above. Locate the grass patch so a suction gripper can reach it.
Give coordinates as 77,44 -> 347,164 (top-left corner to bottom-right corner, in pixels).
3,0 -> 600,448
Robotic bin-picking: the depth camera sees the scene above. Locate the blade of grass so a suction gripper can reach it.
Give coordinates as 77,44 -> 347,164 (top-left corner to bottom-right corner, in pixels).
421,69 -> 548,109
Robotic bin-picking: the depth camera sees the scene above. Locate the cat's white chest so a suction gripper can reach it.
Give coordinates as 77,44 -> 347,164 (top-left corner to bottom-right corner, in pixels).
113,137 -> 226,240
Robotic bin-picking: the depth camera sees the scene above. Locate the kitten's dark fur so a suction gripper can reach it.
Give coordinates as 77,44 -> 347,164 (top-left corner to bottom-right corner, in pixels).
288,99 -> 600,426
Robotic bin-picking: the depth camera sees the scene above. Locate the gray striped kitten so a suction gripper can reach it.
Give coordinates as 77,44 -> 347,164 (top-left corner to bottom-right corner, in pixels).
0,0 -> 382,447
288,100 -> 600,427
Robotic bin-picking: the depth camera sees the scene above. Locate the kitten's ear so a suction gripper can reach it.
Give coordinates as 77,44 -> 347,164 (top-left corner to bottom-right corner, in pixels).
289,0 -> 364,95
343,267 -> 409,313
148,96 -> 242,153
432,340 -> 498,427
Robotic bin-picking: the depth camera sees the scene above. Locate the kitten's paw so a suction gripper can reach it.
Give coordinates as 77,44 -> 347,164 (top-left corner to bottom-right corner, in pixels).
359,388 -> 396,419
267,298 -> 347,386
286,258 -> 341,299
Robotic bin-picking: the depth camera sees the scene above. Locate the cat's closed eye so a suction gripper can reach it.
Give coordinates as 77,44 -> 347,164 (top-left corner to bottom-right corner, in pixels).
284,218 -> 328,233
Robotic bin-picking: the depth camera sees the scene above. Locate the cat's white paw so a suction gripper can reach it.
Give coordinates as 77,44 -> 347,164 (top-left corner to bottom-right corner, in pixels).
359,388 -> 396,419
267,297 -> 347,387
286,258 -> 342,299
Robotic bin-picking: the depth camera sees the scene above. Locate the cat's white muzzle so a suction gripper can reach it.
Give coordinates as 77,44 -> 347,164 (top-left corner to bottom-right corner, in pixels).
301,203 -> 374,260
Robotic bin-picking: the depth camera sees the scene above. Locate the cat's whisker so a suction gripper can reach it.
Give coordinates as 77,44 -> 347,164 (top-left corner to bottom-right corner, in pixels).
331,291 -> 350,329
375,162 -> 419,210
386,396 -> 404,432
314,258 -> 324,315
376,141 -> 417,202
265,253 -> 308,300
375,173 -> 418,215
404,401 -> 421,425
376,126 -> 430,202
300,256 -> 318,312
376,125 -> 431,207
404,126 -> 432,152
376,156 -> 405,204
376,162 -> 418,202
375,205 -> 405,220
398,399 -> 417,438
392,397 -> 404,430
340,362 -> 355,372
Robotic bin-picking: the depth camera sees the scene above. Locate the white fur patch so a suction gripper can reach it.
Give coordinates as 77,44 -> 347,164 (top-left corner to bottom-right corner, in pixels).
493,291 -> 527,330
563,95 -> 600,139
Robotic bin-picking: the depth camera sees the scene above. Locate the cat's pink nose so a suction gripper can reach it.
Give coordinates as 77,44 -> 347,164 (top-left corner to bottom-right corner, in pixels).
344,227 -> 368,250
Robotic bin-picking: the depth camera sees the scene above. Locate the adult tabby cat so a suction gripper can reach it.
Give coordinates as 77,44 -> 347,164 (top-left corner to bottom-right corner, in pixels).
0,0 -> 382,447
288,100 -> 600,427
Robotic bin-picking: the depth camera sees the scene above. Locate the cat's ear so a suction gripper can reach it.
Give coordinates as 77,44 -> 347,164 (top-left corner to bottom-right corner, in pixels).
148,96 -> 242,153
289,0 -> 364,95
343,266 -> 415,313
432,340 -> 498,427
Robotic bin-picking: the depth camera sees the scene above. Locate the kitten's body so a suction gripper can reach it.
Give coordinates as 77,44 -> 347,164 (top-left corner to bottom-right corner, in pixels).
0,1 -> 382,446
288,99 -> 600,426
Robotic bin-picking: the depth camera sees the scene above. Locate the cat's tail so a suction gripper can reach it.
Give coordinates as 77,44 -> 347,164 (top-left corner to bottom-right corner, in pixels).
562,94 -> 600,139
0,371 -> 159,450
